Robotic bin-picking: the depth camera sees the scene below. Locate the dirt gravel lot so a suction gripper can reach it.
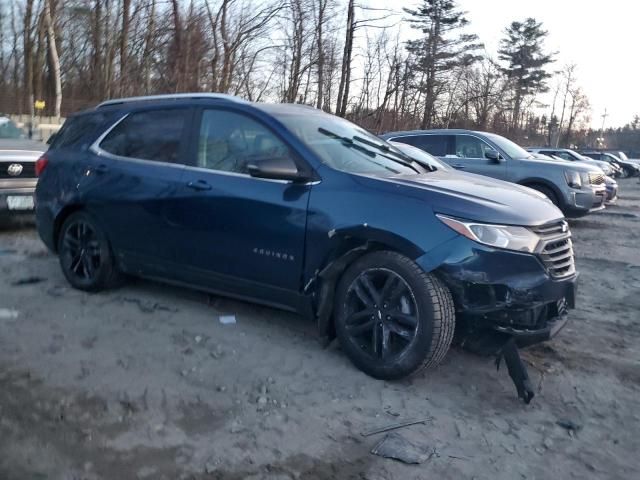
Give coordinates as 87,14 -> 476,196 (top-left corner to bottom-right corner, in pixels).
1,179 -> 639,480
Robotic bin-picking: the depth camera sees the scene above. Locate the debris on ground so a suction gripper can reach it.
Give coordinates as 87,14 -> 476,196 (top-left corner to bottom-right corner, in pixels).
121,297 -> 178,314
496,337 -> 535,404
0,308 -> 19,319
370,433 -> 434,464
219,315 -> 236,325
362,418 -> 431,437
556,419 -> 583,436
11,276 -> 46,286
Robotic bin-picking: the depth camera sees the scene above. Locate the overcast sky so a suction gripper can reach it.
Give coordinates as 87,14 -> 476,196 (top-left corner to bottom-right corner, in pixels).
372,0 -> 638,128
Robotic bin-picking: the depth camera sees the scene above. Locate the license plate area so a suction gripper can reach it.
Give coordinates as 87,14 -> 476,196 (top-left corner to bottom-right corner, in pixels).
6,195 -> 34,210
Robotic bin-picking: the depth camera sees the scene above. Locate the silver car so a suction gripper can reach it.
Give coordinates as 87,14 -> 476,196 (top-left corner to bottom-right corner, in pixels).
380,129 -> 607,218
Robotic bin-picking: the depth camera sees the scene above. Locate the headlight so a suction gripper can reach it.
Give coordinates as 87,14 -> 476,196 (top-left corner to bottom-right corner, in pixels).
564,170 -> 582,188
436,215 -> 541,253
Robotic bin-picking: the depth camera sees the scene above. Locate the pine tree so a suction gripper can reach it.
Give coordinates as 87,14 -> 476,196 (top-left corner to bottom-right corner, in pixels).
404,0 -> 482,129
498,18 -> 554,131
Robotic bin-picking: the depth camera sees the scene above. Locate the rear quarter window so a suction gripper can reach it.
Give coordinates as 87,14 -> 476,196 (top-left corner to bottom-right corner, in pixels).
50,112 -> 109,150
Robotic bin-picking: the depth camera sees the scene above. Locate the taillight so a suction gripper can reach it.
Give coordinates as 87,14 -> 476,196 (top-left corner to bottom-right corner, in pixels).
35,154 -> 49,176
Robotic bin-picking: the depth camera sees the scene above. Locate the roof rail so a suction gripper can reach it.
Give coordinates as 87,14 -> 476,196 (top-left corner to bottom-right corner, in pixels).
97,93 -> 245,108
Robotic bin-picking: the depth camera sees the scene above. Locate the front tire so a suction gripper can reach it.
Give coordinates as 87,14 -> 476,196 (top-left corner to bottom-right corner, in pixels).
334,251 -> 455,380
528,184 -> 559,206
57,211 -> 121,292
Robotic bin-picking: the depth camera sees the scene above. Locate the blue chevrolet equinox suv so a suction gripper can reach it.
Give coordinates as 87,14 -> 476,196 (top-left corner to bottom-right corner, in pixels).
35,94 -> 577,386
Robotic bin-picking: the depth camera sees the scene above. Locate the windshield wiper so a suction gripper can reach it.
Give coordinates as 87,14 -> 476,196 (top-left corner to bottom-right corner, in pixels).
318,128 -> 423,174
318,128 -> 376,157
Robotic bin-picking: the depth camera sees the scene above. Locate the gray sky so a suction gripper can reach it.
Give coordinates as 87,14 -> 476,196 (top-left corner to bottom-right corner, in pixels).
373,0 -> 638,128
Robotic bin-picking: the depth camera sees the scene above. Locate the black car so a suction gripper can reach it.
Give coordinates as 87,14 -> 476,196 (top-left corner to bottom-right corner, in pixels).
35,94 -> 577,395
580,151 -> 640,177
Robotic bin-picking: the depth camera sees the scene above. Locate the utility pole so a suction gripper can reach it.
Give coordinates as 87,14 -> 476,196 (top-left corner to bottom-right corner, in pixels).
598,108 -> 608,148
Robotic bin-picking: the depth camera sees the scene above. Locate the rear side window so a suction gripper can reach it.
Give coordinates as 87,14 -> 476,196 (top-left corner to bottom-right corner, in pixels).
392,135 -> 448,156
100,109 -> 189,163
51,113 -> 107,149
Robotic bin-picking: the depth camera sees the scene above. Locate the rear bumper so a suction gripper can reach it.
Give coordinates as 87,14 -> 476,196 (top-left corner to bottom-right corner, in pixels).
417,236 -> 578,348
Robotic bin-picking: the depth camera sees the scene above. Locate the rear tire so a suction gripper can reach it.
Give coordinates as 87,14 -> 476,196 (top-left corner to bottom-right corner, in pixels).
57,211 -> 121,292
334,251 -> 455,380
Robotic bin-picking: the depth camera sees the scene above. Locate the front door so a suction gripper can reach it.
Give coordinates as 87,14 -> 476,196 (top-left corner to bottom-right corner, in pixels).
170,107 -> 311,298
450,134 -> 508,179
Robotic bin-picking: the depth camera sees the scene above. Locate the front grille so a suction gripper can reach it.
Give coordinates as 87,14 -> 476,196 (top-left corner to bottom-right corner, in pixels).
0,162 -> 36,179
532,220 -> 576,278
588,172 -> 605,185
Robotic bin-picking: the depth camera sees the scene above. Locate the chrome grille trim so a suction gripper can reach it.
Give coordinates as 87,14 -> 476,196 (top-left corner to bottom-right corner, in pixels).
588,172 -> 605,185
532,220 -> 576,278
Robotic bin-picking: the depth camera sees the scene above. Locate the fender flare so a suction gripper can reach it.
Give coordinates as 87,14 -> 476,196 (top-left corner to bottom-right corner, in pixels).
309,225 -> 424,343
517,178 -> 565,207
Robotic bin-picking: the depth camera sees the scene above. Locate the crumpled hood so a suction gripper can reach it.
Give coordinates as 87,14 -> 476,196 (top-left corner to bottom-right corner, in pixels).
378,169 -> 564,226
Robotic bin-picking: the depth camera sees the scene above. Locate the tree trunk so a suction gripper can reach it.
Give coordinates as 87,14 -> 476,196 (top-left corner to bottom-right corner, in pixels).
336,0 -> 354,117
119,0 -> 131,96
43,0 -> 61,118
23,0 -> 35,118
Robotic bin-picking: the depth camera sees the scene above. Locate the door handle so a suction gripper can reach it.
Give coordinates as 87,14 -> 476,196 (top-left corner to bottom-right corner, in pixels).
187,179 -> 212,191
95,164 -> 109,174
452,164 -> 466,169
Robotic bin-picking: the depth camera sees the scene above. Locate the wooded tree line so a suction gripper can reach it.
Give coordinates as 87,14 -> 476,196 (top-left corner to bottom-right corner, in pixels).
0,0 -> 630,147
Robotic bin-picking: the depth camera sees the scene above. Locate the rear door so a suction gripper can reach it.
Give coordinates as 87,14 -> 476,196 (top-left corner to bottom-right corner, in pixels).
169,107 -> 311,298
88,107 -> 192,272
389,134 -> 450,160
450,134 -> 507,179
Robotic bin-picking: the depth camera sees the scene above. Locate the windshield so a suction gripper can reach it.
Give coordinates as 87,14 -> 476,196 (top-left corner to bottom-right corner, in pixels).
389,141 -> 449,170
273,112 -> 422,176
0,117 -> 25,139
484,133 -> 533,159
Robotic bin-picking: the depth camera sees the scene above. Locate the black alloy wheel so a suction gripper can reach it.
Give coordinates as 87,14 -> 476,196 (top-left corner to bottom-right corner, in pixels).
334,251 -> 456,380
58,211 -> 121,291
343,268 -> 419,360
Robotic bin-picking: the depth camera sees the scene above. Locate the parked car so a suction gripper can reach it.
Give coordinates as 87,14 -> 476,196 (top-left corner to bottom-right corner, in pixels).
380,129 -> 607,218
36,94 -> 577,388
580,151 -> 640,177
0,116 -> 26,139
604,150 -> 640,165
0,138 -> 46,225
526,147 -> 616,177
604,176 -> 618,204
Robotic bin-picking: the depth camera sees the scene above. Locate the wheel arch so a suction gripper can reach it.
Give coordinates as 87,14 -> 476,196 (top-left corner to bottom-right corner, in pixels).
309,226 -> 425,342
518,178 -> 564,206
52,204 -> 85,253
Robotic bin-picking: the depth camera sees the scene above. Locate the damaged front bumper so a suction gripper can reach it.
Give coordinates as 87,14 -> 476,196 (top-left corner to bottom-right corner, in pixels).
416,235 -> 578,348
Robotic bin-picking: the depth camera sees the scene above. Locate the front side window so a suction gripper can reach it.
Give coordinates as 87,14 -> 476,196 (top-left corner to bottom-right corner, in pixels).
547,151 -> 571,160
455,135 -> 493,159
197,109 -> 293,174
100,109 -> 188,163
484,133 -> 533,159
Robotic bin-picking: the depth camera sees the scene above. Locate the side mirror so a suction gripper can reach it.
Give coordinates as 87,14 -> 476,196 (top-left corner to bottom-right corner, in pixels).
485,149 -> 502,162
247,157 -> 309,182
